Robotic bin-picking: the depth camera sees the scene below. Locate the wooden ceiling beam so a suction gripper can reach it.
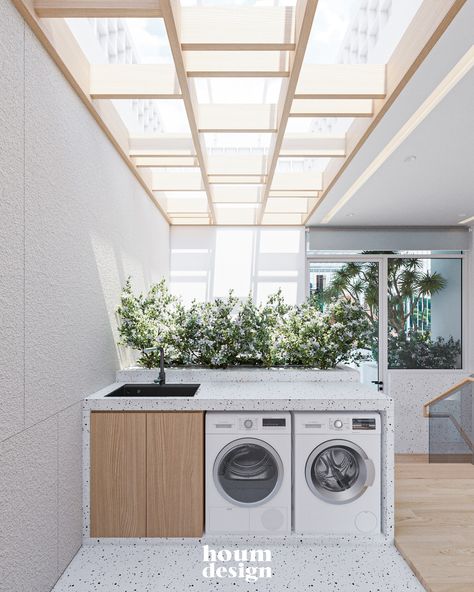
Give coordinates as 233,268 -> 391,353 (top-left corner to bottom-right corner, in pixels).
208,175 -> 267,185
89,64 -> 180,99
207,155 -> 269,176
212,186 -> 263,202
185,51 -> 290,77
129,134 -> 196,157
33,0 -> 162,17
266,197 -> 309,213
180,7 -> 296,51
198,104 -> 277,132
151,171 -> 204,191
271,172 -> 323,191
262,213 -> 304,225
133,156 -> 198,167
290,98 -> 374,117
160,0 -> 216,222
257,0 -> 318,223
269,190 -> 318,198
280,134 -> 346,157
295,64 -> 386,99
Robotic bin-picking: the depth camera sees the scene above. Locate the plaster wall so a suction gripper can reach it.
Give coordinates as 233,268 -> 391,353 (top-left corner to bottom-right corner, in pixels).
0,2 -> 169,590
170,226 -> 306,305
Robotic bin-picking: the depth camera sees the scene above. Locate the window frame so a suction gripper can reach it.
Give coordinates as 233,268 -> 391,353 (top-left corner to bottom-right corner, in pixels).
306,252 -> 469,376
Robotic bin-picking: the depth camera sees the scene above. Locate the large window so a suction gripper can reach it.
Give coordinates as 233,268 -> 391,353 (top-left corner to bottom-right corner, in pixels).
308,254 -> 463,372
387,257 -> 462,369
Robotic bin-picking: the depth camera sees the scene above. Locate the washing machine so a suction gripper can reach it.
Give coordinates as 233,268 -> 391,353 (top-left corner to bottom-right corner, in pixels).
293,411 -> 381,535
206,411 -> 291,534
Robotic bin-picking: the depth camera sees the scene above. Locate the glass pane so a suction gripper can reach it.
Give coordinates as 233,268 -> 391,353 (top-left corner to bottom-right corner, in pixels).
388,258 -> 462,369
308,261 -> 379,385
429,380 -> 473,463
217,443 -> 279,504
311,446 -> 360,493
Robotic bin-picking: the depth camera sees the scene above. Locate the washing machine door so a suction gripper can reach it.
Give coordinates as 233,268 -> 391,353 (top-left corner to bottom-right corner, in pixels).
305,439 -> 375,505
214,438 -> 283,507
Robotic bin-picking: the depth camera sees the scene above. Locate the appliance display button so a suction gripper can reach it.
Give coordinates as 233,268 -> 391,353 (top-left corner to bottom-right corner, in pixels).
334,419 -> 343,429
244,419 -> 253,429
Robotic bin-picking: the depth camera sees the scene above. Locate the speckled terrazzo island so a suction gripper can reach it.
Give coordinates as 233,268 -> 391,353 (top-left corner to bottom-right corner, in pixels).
82,368 -> 395,544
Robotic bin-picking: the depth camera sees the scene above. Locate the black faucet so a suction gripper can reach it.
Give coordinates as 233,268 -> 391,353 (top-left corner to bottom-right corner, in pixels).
143,346 -> 166,385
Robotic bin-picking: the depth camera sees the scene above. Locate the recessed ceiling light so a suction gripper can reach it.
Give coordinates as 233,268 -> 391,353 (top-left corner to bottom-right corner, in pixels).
404,155 -> 417,163
346,213 -> 355,217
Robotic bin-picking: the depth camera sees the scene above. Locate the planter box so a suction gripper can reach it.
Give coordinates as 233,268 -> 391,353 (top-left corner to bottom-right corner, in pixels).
116,366 -> 360,384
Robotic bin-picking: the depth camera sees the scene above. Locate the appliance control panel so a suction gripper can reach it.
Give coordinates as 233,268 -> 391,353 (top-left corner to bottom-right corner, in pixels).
206,412 -> 291,434
352,418 -> 377,431
328,417 -> 351,431
239,418 -> 258,431
238,417 -> 288,430
294,412 -> 380,435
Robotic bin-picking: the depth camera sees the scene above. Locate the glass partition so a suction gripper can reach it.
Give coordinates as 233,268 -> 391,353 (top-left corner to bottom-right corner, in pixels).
428,380 -> 473,463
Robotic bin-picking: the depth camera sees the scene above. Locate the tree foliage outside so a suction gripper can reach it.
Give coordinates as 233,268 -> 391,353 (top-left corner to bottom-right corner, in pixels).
117,279 -> 372,370
317,257 -> 461,369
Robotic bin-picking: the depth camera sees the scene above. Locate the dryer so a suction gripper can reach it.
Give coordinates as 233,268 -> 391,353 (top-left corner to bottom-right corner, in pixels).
206,411 -> 291,534
293,411 -> 381,535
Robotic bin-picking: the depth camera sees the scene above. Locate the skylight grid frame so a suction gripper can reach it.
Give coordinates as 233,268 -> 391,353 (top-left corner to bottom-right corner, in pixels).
14,0 -> 468,226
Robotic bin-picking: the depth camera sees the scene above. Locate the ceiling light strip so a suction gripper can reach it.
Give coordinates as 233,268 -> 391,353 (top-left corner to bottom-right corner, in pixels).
321,45 -> 474,224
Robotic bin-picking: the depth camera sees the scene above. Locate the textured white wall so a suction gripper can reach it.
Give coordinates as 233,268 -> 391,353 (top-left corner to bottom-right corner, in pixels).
170,226 -> 306,305
0,2 -> 169,591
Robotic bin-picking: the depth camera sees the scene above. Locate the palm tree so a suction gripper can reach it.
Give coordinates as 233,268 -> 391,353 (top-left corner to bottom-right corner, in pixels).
320,257 -> 447,338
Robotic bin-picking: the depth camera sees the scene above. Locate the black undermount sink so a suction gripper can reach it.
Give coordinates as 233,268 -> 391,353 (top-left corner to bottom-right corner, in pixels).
106,383 -> 200,398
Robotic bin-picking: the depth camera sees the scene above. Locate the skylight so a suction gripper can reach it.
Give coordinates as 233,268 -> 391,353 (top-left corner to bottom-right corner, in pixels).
55,0 -> 427,225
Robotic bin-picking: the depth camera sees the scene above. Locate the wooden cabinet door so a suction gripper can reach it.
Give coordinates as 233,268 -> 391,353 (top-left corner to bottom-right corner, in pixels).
147,412 -> 204,537
90,412 -> 147,537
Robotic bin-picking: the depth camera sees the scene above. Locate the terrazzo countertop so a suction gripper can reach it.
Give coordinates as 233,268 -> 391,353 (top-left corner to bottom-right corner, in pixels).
85,380 -> 390,411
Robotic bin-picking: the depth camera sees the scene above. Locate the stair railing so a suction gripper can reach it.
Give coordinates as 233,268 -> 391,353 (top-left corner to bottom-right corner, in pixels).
423,377 -> 473,464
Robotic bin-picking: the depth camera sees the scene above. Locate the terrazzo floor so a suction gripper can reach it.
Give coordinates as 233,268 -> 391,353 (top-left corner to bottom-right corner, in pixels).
52,540 -> 424,592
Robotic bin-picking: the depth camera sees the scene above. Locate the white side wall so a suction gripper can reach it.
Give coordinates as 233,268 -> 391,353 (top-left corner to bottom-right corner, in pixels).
170,226 -> 306,305
0,3 -> 169,591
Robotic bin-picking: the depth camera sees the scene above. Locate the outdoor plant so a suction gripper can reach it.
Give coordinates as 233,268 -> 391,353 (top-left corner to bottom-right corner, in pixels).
318,256 -> 461,369
117,279 -> 371,369
387,333 -> 461,369
274,299 -> 372,369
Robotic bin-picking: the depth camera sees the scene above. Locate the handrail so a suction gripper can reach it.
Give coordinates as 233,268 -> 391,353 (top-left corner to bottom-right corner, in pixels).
422,377 -> 474,417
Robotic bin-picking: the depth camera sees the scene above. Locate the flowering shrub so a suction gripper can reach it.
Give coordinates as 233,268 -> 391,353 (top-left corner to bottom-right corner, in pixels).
117,279 -> 372,369
273,299 -> 372,369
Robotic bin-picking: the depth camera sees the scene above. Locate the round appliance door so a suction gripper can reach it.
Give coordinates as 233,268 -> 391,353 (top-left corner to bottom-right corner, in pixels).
305,439 -> 375,505
214,438 -> 283,507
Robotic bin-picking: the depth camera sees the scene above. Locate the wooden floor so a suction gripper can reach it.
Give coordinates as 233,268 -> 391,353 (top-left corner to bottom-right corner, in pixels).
395,458 -> 474,592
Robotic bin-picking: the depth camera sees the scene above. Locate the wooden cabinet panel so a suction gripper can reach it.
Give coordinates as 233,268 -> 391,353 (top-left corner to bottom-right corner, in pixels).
90,412 -> 146,537
147,412 -> 204,537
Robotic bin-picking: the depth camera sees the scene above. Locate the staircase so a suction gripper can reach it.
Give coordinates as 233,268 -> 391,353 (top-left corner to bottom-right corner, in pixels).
423,377 -> 474,463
